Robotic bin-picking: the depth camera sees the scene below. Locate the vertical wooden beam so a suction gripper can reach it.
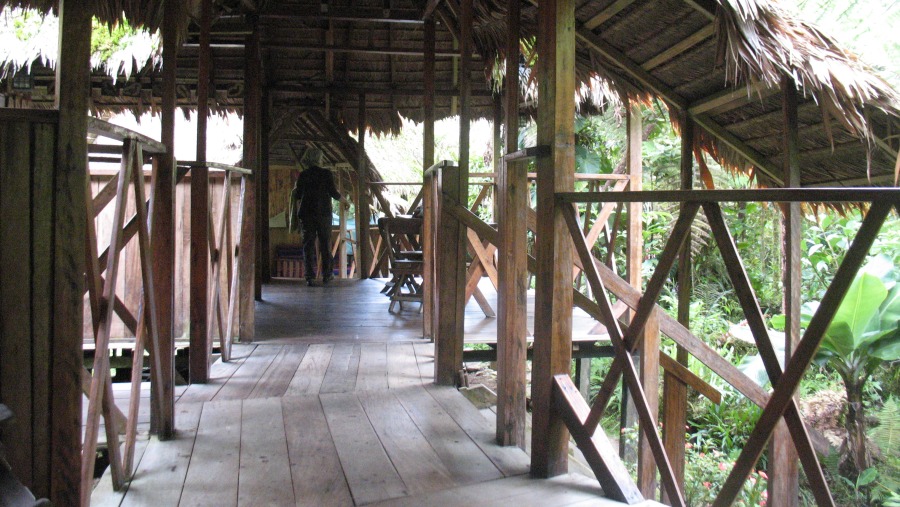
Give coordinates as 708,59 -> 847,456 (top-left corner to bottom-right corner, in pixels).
150,0 -> 179,439
492,94 -> 502,220
496,0 -> 527,449
356,94 -> 372,279
239,18 -> 260,340
51,5 -> 89,500
663,115 -> 693,505
435,0 -> 472,386
458,0 -> 472,201
422,16 -> 436,339
260,88 -> 271,284
626,102 -> 659,498
769,76 -> 801,507
531,0 -> 576,477
190,0 -> 212,384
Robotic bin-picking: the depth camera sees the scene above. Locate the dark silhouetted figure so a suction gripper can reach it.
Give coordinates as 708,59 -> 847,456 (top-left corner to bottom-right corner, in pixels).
291,148 -> 340,286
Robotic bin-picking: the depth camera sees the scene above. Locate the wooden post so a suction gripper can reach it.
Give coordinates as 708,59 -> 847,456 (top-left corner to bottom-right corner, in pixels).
50,2 -> 90,502
531,0 -> 576,477
260,88 -> 271,283
492,94 -> 502,220
663,114 -> 693,505
357,95 -> 372,279
422,16 -> 435,339
190,0 -> 212,384
769,76 -> 801,507
625,102 -> 659,498
239,18 -> 260,340
496,0 -> 527,449
435,0 -> 472,386
150,0 -> 179,439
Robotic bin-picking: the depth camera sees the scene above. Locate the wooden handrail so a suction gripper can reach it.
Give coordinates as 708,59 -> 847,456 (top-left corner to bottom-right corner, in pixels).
503,144 -> 550,162
87,117 -> 167,154
178,160 -> 253,175
557,187 -> 900,204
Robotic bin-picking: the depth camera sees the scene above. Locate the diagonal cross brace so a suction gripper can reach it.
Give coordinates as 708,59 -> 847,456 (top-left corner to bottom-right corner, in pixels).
712,201 -> 893,506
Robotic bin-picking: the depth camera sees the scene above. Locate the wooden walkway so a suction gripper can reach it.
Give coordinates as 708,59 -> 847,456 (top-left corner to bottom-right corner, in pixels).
90,278 -> 634,507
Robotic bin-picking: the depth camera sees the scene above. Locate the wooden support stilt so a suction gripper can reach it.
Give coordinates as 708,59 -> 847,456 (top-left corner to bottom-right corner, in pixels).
663,114 -> 693,505
621,101 -> 660,499
422,16 -> 436,339
151,0 -> 179,439
190,0 -> 212,384
357,94 -> 372,279
240,19 -> 260,339
496,2 -> 527,438
769,75 -> 801,506
531,0 -> 576,477
434,0 -> 472,386
51,2 -> 90,503
434,163 -> 466,385
260,89 -> 272,284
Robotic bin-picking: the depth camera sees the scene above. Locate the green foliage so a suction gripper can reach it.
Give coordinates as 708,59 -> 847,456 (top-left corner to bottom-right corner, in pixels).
804,255 -> 900,370
682,448 -> 769,507
91,18 -> 139,63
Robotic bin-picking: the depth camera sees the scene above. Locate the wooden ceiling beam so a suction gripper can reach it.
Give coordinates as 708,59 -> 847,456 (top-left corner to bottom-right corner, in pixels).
584,0 -> 636,30
688,81 -> 774,117
272,83 -> 495,97
262,10 -> 425,24
683,0 -> 716,21
422,0 -> 443,19
265,43 -> 474,58
642,24 -> 715,71
564,16 -> 782,184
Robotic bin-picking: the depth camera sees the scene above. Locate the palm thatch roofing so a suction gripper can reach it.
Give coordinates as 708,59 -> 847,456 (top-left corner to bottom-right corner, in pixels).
2,0 -> 899,187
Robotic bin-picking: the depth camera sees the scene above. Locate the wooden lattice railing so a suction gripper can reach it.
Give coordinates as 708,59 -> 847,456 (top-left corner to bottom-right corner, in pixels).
82,119 -> 168,505
555,188 -> 900,506
178,161 -> 250,364
81,121 -> 251,506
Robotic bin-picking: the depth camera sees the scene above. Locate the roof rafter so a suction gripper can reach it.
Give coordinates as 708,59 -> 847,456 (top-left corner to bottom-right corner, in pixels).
584,0 -> 636,30
573,22 -> 783,185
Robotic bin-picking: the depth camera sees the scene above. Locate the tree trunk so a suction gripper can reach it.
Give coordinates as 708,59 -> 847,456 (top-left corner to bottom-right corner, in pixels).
842,375 -> 871,478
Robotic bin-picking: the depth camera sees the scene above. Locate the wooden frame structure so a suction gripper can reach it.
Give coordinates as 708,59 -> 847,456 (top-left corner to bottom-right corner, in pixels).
2,0 -> 900,505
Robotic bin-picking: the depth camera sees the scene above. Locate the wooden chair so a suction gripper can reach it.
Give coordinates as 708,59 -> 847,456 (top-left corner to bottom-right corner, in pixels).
378,217 -> 424,313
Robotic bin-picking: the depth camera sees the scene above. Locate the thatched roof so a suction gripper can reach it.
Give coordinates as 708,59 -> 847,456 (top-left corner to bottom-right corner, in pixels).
2,0 -> 899,186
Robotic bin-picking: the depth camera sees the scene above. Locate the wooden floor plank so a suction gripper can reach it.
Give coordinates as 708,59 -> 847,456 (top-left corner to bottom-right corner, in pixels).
424,384 -> 531,477
237,398 -> 294,506
282,395 -> 354,507
386,343 -> 423,388
91,437 -> 150,507
179,400 -> 242,507
320,344 -> 361,394
119,402 -> 204,507
285,343 -> 334,395
393,385 -> 503,485
412,342 -> 435,384
370,473 -> 659,507
249,344 -> 309,398
213,345 -> 283,401
358,389 -> 456,496
178,344 -> 258,404
357,343 -> 389,391
320,392 -> 408,505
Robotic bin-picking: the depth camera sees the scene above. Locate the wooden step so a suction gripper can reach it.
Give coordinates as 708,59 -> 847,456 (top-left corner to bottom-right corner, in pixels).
369,472 -> 665,507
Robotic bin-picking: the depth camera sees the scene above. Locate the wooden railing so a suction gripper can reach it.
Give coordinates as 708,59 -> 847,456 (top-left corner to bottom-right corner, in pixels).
555,188 -> 900,506
178,162 -> 251,365
82,118 -> 168,504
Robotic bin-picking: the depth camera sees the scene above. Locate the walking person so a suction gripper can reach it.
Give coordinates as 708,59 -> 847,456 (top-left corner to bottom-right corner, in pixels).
290,147 -> 341,286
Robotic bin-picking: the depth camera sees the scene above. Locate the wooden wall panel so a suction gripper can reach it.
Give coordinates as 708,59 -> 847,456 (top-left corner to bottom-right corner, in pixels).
0,112 -> 64,500
0,119 -> 34,488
